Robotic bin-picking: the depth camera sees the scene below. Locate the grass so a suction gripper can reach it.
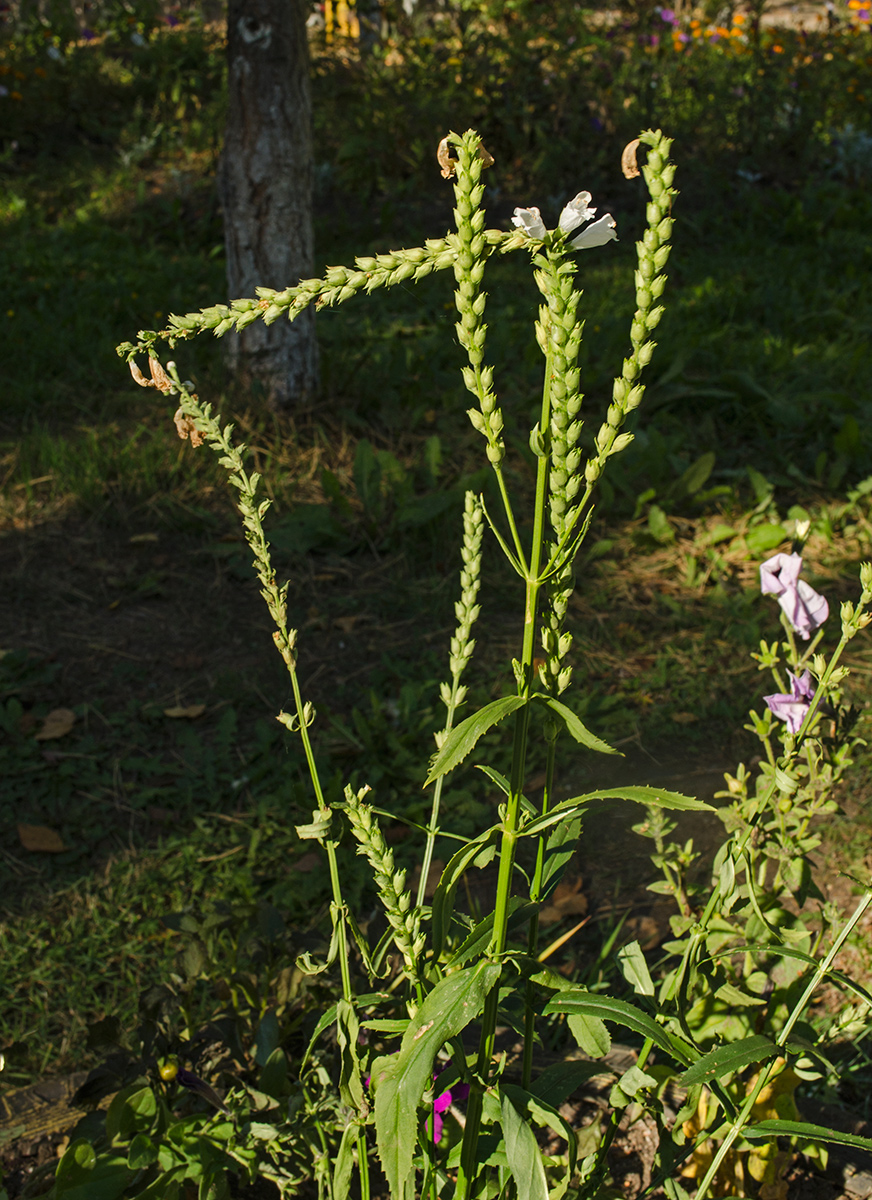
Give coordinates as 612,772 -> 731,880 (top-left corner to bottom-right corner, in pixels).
3,8 -> 872,1094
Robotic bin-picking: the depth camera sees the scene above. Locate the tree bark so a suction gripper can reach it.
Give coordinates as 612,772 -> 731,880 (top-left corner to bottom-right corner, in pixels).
219,0 -> 319,410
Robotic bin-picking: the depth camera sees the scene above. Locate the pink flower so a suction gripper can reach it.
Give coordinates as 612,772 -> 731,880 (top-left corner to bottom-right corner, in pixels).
764,670 -> 816,734
433,1078 -> 470,1143
759,552 -> 829,640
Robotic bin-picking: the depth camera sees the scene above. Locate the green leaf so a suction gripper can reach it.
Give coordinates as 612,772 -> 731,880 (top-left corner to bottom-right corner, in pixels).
648,503 -> 676,544
54,1142 -> 130,1200
431,829 -> 498,960
424,696 -> 526,786
567,1013 -> 611,1058
448,899 -> 537,967
616,1065 -> 659,1097
534,696 -> 619,756
300,1002 -> 338,1070
521,786 -> 713,838
333,1122 -> 361,1200
499,1088 -> 549,1200
544,990 -> 693,1066
540,817 -> 582,898
679,1035 -> 778,1087
252,1009 -> 279,1068
676,452 -> 716,498
744,1119 -> 872,1152
529,1060 -> 609,1109
104,1083 -> 156,1142
502,1083 -> 577,1190
337,998 -> 366,1111
373,960 -> 500,1200
127,1134 -> 158,1171
259,1047 -> 289,1100
746,522 -> 787,558
617,941 -> 655,996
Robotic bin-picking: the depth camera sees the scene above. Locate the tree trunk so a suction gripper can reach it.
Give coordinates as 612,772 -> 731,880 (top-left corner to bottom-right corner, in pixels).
219,0 -> 319,410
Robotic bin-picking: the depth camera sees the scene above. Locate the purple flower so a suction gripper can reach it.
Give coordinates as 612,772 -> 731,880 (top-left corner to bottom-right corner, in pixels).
660,6 -> 678,21
759,552 -> 829,640
433,1078 -> 470,1143
764,670 -> 816,734
81,26 -> 95,39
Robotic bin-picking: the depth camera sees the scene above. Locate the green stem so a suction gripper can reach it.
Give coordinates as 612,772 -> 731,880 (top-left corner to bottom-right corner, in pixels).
456,354 -> 554,1199
694,886 -> 872,1200
522,732 -> 558,1089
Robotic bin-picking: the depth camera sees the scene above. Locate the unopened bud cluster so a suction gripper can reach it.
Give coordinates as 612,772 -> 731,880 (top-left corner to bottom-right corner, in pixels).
439,491 -> 483,725
536,253 -> 586,695
585,130 -> 677,489
445,131 -> 506,468
342,786 -> 425,974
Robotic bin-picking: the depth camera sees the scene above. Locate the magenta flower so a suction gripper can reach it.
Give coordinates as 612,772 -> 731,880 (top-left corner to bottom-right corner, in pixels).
764,670 -> 816,734
660,6 -> 678,20
433,1078 -> 470,1143
759,552 -> 829,640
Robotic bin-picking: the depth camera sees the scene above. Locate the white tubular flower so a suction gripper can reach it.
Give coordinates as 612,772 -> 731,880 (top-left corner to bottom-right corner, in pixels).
570,212 -> 618,250
558,191 -> 596,234
511,206 -> 547,239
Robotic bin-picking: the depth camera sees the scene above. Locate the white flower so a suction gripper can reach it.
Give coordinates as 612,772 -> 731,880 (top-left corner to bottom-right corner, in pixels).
511,206 -> 547,239
558,191 -> 596,234
511,193 -> 617,250
130,31 -> 147,47
570,212 -> 618,250
46,44 -> 63,61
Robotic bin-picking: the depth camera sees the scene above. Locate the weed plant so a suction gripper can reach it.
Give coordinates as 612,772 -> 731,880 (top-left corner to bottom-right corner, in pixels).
25,128 -> 872,1200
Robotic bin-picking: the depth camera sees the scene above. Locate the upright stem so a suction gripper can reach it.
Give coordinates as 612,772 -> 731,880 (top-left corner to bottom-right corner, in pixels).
522,731 -> 558,1089
456,355 -> 554,1198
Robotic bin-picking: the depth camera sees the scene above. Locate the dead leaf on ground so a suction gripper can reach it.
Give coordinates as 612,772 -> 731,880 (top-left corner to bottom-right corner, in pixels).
163,704 -> 207,719
540,876 -> 589,925
34,708 -> 76,741
129,532 -> 159,544
18,824 -> 68,853
671,711 -> 699,724
333,615 -> 369,634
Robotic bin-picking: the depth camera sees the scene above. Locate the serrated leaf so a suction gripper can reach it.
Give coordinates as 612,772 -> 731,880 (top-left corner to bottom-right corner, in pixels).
544,990 -> 693,1066
617,941 -> 655,996
567,1012 -> 611,1058
744,1118 -> 872,1152
521,785 -> 712,838
373,961 -> 500,1199
679,1034 -> 777,1087
500,1088 -> 549,1200
529,1060 -> 609,1109
534,695 -> 619,755
431,829 -> 498,960
424,696 -> 526,785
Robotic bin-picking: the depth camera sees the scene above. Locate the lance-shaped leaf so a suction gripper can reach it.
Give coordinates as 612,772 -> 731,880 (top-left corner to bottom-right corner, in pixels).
520,786 -> 713,838
543,989 -> 694,1066
500,1087 -> 549,1200
431,827 -> 499,960
679,1034 -> 778,1087
424,696 -> 526,786
533,695 -> 620,755
744,1119 -> 872,1152
373,960 -> 501,1199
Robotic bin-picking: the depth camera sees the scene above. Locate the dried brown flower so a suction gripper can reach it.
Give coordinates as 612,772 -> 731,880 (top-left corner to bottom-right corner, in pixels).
173,408 -> 206,447
621,138 -> 641,179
